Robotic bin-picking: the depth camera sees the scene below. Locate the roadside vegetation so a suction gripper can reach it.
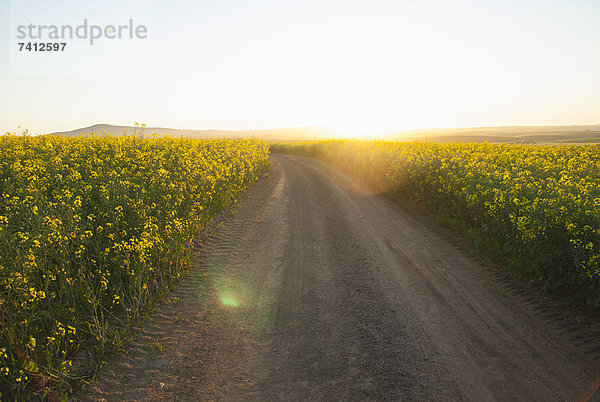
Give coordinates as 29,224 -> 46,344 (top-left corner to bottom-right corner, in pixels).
0,134 -> 269,398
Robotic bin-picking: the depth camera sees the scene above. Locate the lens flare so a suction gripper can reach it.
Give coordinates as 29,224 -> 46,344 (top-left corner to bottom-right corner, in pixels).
218,291 -> 240,308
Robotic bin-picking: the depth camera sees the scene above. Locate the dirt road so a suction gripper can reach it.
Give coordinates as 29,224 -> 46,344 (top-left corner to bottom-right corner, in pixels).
85,155 -> 600,401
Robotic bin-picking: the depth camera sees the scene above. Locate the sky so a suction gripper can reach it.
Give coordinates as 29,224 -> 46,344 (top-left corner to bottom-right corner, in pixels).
1,0 -> 599,136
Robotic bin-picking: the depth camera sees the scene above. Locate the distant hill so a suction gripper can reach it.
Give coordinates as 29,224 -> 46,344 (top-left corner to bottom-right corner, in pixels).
50,123 -> 600,144
51,124 -> 330,142
392,125 -> 600,144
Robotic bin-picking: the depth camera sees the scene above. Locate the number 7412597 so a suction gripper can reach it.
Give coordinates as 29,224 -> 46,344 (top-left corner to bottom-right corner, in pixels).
18,42 -> 66,51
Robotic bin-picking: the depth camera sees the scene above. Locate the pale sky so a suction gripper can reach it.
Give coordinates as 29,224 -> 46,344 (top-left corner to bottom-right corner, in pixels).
1,0 -> 599,136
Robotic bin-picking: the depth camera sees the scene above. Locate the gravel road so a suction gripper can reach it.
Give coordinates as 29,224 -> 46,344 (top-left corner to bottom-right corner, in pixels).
85,154 -> 600,401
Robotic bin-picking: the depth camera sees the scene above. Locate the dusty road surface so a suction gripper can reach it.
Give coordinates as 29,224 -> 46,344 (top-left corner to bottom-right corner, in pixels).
85,154 -> 600,401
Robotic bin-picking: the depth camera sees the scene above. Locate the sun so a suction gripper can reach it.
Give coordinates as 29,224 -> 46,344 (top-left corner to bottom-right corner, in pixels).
325,121 -> 399,139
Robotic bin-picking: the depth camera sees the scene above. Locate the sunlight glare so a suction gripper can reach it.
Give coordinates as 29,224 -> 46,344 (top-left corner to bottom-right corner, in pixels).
218,291 -> 241,308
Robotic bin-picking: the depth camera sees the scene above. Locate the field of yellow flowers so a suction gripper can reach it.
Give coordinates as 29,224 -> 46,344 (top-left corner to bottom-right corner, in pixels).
0,135 -> 269,397
272,140 -> 600,307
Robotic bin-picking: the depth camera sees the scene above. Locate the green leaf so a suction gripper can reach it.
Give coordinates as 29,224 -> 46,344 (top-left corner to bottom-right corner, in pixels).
23,360 -> 39,373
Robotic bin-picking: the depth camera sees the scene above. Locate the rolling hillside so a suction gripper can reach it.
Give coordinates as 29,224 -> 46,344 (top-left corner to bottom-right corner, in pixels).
50,123 -> 600,144
50,124 -> 329,142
